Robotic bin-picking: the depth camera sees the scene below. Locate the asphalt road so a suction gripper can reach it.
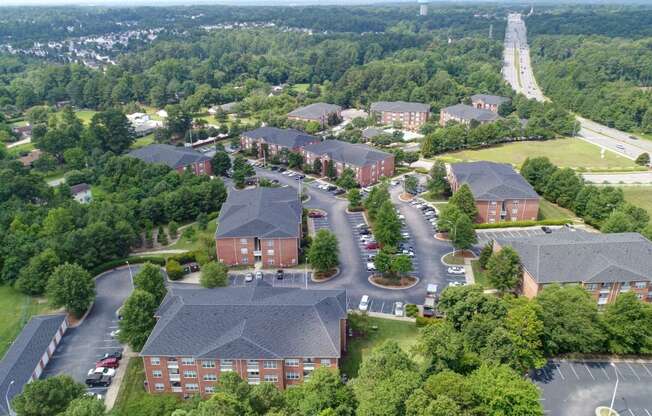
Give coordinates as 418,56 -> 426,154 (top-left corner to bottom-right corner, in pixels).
42,267 -> 135,395
582,172 -> 652,184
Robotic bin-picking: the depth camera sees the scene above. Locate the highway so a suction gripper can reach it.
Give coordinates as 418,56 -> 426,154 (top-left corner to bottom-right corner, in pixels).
503,13 -> 652,161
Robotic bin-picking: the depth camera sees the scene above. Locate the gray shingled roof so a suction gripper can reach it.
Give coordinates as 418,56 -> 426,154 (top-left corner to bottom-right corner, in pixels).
242,127 -> 318,148
362,127 -> 385,140
442,104 -> 500,122
370,101 -> 430,113
303,139 -> 392,167
216,187 -> 301,239
140,283 -> 347,359
450,161 -> 539,201
288,103 -> 342,120
70,183 -> 90,194
497,232 -> 652,285
470,94 -> 511,106
0,314 -> 67,415
127,144 -> 211,170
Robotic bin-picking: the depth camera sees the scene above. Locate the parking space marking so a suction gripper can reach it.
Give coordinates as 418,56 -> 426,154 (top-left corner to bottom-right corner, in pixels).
555,363 -> 565,380
644,409 -> 651,416
627,362 -> 642,381
568,363 -> 580,380
614,364 -> 626,381
641,364 -> 652,377
628,410 -> 635,416
601,366 -> 611,380
583,363 -> 595,380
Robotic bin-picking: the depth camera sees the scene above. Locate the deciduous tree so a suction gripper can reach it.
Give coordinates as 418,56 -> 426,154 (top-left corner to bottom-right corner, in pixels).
119,289 -> 158,351
200,261 -> 229,288
133,262 -> 167,303
449,184 -> 478,220
46,263 -> 95,318
12,375 -> 86,416
308,229 -> 339,273
486,247 -> 522,293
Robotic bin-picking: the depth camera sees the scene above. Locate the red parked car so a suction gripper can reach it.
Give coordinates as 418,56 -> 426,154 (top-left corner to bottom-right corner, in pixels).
308,211 -> 325,218
96,357 -> 119,369
366,242 -> 379,250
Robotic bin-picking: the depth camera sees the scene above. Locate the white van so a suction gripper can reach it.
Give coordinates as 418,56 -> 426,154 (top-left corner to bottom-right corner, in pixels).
358,295 -> 370,311
426,284 -> 438,297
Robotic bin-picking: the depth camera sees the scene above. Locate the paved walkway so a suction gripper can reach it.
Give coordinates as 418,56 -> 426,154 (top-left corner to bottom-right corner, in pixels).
583,172 -> 652,184
104,345 -> 137,410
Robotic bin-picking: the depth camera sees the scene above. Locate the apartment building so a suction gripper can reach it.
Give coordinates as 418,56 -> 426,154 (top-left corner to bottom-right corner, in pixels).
127,144 -> 212,176
140,284 -> 347,395
370,101 -> 431,131
287,103 -> 342,127
470,94 -> 511,113
448,161 -> 540,223
215,187 -> 301,268
494,232 -> 652,306
439,104 -> 500,126
240,127 -> 320,158
302,139 -> 395,186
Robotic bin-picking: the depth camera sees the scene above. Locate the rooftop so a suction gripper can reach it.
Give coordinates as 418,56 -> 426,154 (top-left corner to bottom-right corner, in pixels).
303,139 -> 392,167
242,127 -> 318,149
470,94 -> 511,106
288,102 -> 342,121
370,101 -> 430,113
0,314 -> 67,415
216,187 -> 301,239
442,104 -> 500,122
70,183 -> 91,194
140,283 -> 347,359
450,161 -> 539,201
497,232 -> 652,284
127,144 -> 211,170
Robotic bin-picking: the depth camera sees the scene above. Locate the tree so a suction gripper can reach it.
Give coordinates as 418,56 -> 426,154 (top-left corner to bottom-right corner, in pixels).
61,396 -> 106,416
390,254 -> 413,278
478,242 -> 493,269
373,247 -> 393,276
197,212 -> 208,230
335,168 -> 357,190
157,225 -> 169,245
451,214 -> 477,252
468,365 -> 543,416
347,188 -> 361,209
363,183 -> 390,220
169,220 -> 179,238
212,151 -> 232,176
416,320 -> 466,373
535,284 -> 605,355
166,259 -> 184,280
133,262 -> 167,303
520,157 -> 557,194
486,247 -> 522,293
47,263 -> 95,318
200,261 -> 229,288
326,161 -> 336,179
313,158 -> 323,174
285,368 -> 356,416
15,248 -> 59,295
603,291 -> 652,355
308,229 -> 339,273
118,289 -> 158,351
288,152 -> 304,169
374,200 -> 402,248
165,104 -> 192,137
86,109 -> 135,154
601,210 -> 635,233
449,184 -> 478,220
635,152 -> 650,166
543,168 -> 583,209
403,175 -> 418,195
437,204 -> 463,233
12,375 -> 86,416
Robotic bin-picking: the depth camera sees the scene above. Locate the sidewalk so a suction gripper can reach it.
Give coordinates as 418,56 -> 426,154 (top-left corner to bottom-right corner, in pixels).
104,345 -> 137,410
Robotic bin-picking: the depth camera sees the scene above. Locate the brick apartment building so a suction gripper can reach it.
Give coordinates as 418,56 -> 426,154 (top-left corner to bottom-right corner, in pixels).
439,104 -> 500,127
369,101 -> 431,131
302,140 -> 395,186
287,103 -> 342,127
140,284 -> 347,395
215,187 -> 301,268
494,232 -> 652,306
240,127 -> 320,158
470,94 -> 510,113
448,161 -> 540,223
127,144 -> 212,176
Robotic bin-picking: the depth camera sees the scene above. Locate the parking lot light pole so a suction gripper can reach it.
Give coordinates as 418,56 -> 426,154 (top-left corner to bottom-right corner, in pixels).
5,379 -> 15,416
609,362 -> 619,415
126,260 -> 134,285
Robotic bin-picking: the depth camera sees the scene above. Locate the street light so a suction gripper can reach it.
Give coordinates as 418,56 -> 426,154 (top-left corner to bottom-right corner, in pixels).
126,260 -> 134,287
438,218 -> 458,255
5,380 -> 16,416
608,362 -> 619,416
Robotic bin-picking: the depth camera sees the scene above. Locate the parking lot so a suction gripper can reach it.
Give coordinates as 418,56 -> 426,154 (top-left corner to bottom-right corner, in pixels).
310,213 -> 331,233
229,270 -> 310,288
476,226 -> 576,245
532,360 -> 652,416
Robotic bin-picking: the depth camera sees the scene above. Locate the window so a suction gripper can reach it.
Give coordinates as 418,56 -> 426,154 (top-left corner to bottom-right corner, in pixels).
320,359 -> 332,366
183,371 -> 197,378
602,283 -> 613,289
267,240 -> 274,247
286,372 -> 300,380
185,384 -> 199,392
240,238 -> 247,244
205,386 -> 215,393
263,360 -> 277,369
220,360 -> 233,371
152,370 -> 162,378
202,360 -> 215,368
585,284 -> 598,291
242,257 -> 248,264
264,375 -> 279,383
154,383 -> 165,392
267,250 -> 274,255
635,281 -> 648,289
268,259 -> 274,265
490,201 -> 497,205
181,357 -> 195,366
285,359 -> 300,367
203,373 -> 217,381
150,357 -> 161,365
240,248 -> 248,255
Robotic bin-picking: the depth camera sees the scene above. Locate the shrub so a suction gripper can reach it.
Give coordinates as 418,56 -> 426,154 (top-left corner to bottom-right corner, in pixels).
168,251 -> 197,265
166,259 -> 184,280
405,304 -> 419,318
416,316 -> 439,327
90,256 -> 166,276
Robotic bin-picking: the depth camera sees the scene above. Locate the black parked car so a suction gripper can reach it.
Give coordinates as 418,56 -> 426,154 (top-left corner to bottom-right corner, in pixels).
541,226 -> 552,234
85,374 -> 112,387
270,166 -> 279,171
101,350 -> 123,361
276,269 -> 284,280
278,167 -> 286,172
326,185 -> 337,191
333,189 -> 345,195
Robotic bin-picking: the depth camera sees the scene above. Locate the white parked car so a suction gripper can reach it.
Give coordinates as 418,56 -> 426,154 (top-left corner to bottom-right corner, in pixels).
255,271 -> 263,280
394,302 -> 404,317
402,249 -> 415,257
447,266 -> 465,275
88,367 -> 116,377
398,214 -> 405,220
358,295 -> 370,311
109,329 -> 120,338
366,262 -> 376,272
401,232 -> 410,239
245,273 -> 254,282
449,281 -> 465,287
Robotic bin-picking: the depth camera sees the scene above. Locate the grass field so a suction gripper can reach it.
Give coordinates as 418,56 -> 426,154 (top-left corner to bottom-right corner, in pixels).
341,316 -> 420,378
0,286 -> 54,358
621,186 -> 652,217
131,133 -> 155,149
292,83 -> 310,93
74,109 -> 98,125
538,199 -> 575,221
168,218 -> 218,251
9,120 -> 28,128
470,260 -> 491,288
438,138 -> 637,170
6,142 -> 35,157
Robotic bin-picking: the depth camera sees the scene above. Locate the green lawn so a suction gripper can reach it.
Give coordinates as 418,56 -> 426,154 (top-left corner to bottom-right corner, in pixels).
9,120 -> 28,128
341,316 -> 420,378
442,252 -> 466,265
438,138 -> 637,170
6,142 -> 35,157
470,260 -> 491,288
621,186 -> 652,218
0,286 -> 54,358
73,109 -> 98,125
538,199 -> 574,221
292,83 -> 310,93
168,218 -> 218,251
130,133 -> 155,149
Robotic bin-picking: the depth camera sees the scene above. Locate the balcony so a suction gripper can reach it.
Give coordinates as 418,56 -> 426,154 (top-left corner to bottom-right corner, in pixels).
253,250 -> 262,257
171,387 -> 182,393
169,374 -> 180,382
167,362 -> 178,369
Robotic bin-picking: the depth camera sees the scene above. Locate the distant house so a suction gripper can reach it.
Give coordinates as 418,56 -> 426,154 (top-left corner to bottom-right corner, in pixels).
448,161 -> 539,223
370,101 -> 430,131
302,139 -> 395,186
208,102 -> 239,115
127,144 -> 212,176
11,124 -> 32,140
494,232 -> 652,305
70,183 -> 92,204
216,187 -> 301,267
140,283 -> 347,394
287,103 -> 342,127
0,314 -> 68,415
18,149 -> 43,168
439,104 -> 500,126
470,94 -> 511,113
127,112 -> 163,137
240,127 -> 320,158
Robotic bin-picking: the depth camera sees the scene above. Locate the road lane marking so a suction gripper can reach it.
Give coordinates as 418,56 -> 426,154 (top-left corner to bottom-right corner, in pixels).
584,364 -> 595,380
627,410 -> 635,416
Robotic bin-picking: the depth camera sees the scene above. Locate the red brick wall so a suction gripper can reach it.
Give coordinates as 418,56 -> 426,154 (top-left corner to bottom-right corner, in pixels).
174,159 -> 212,176
302,150 -> 394,187
471,99 -> 500,113
376,111 -> 429,131
216,237 -> 299,268
475,198 -> 539,223
216,237 -> 255,266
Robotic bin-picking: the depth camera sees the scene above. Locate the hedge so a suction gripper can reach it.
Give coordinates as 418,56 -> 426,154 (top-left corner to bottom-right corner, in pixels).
416,316 -> 439,327
168,251 -> 197,265
405,304 -> 419,318
91,256 -> 166,276
474,219 -> 569,230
